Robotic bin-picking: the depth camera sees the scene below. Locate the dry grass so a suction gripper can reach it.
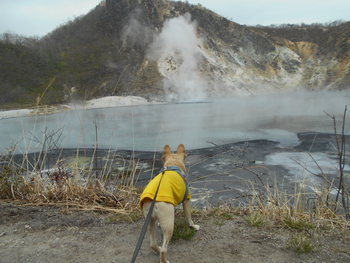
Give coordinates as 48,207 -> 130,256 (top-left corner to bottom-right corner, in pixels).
207,206 -> 235,220
0,153 -> 142,217
244,182 -> 350,231
283,216 -> 316,232
244,211 -> 266,227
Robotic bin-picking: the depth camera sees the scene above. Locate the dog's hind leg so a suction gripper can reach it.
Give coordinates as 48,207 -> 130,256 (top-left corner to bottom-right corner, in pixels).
149,217 -> 160,253
156,202 -> 174,263
183,199 -> 200,230
143,201 -> 160,253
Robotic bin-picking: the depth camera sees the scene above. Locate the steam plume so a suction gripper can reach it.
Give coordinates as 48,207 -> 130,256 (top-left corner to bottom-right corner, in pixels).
147,13 -> 207,102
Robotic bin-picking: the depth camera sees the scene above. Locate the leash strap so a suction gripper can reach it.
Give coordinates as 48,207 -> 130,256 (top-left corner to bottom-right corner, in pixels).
130,171 -> 165,263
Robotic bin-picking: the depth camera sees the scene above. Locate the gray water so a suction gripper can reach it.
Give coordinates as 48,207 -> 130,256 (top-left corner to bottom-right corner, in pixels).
0,91 -> 349,154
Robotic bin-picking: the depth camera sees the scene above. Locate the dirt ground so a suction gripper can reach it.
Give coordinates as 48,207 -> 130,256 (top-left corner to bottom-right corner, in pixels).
0,203 -> 349,263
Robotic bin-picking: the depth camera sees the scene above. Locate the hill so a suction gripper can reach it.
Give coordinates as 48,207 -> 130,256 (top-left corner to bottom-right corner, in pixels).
0,0 -> 349,107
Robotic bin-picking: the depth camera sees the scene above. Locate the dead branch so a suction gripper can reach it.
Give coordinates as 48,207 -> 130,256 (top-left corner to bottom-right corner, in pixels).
326,105 -> 349,218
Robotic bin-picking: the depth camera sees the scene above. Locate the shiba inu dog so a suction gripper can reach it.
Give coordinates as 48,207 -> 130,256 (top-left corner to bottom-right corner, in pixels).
140,144 -> 200,263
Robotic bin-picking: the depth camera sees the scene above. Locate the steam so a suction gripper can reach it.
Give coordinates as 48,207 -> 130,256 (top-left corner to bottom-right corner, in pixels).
121,8 -> 153,49
147,13 -> 207,102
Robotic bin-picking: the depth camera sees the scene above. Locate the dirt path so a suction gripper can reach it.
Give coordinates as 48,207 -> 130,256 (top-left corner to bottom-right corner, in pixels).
0,203 -> 349,263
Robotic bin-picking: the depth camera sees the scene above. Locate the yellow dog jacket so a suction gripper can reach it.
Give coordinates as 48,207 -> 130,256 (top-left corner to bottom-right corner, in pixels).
140,170 -> 190,207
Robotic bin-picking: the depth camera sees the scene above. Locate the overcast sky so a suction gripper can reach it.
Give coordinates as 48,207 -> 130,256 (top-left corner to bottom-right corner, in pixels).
0,0 -> 349,37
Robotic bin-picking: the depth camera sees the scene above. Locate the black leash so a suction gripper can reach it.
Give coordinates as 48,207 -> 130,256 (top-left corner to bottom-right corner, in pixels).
130,171 -> 165,263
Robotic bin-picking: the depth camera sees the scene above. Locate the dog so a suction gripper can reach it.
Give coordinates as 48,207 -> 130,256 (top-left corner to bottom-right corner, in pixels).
140,144 -> 200,263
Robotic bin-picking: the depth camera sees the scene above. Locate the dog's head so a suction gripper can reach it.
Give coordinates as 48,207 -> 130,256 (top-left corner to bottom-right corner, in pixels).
162,144 -> 188,174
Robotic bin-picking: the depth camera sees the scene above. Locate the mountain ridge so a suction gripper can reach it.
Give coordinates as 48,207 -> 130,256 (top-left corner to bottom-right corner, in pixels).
0,0 -> 349,106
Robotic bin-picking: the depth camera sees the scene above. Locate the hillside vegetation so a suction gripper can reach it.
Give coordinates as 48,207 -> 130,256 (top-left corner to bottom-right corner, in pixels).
0,0 -> 349,107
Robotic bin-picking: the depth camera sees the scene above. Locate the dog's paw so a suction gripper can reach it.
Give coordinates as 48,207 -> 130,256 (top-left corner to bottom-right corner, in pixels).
190,224 -> 200,231
151,245 -> 160,254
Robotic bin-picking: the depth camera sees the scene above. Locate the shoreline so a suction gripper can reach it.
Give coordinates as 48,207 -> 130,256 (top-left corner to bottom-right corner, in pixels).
0,95 -> 155,120
4,134 -> 349,207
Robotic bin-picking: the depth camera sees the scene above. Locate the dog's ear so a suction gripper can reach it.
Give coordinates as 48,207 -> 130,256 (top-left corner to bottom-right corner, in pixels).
162,144 -> 172,162
176,144 -> 187,159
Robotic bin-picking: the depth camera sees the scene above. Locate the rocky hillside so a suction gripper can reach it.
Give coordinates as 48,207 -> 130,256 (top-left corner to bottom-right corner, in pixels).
0,0 -> 349,106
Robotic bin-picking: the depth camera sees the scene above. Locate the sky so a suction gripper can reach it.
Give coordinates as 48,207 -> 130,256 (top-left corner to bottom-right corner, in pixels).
0,0 -> 349,37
